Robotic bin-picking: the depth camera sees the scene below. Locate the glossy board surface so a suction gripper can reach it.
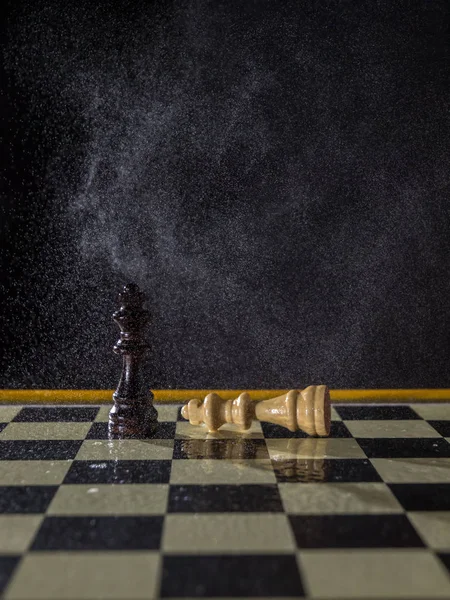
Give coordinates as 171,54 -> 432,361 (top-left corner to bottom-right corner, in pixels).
1,402 -> 450,598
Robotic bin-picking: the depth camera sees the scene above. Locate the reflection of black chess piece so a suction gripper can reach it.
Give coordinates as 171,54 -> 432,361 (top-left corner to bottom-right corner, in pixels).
108,283 -> 158,438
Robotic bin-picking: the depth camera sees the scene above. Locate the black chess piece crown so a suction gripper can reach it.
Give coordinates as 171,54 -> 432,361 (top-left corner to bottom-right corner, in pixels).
108,283 -> 158,437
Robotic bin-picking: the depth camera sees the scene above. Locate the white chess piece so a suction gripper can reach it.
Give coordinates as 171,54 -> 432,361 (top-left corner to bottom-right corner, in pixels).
181,386 -> 330,436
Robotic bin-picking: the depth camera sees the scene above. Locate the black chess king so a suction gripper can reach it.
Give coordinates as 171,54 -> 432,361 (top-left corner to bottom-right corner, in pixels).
108,283 -> 158,437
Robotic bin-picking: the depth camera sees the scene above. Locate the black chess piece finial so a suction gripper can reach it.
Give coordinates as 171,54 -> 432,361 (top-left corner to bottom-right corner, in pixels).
108,283 -> 158,437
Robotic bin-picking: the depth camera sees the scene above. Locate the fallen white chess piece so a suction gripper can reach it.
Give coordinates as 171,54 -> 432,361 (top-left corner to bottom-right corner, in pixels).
181,386 -> 330,436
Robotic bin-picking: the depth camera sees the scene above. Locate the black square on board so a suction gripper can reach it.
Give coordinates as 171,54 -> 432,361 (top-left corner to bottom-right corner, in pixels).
86,421 -> 176,439
356,438 -> 450,458
13,407 -> 99,422
289,514 -> 424,548
63,460 -> 172,484
0,440 -> 82,460
427,421 -> 450,437
438,553 -> 450,574
389,484 -> 450,511
0,556 -> 20,595
272,458 -> 382,483
31,516 -> 164,550
168,484 -> 283,512
0,486 -> 57,513
261,421 -> 351,438
0,424 -> 6,433
335,405 -> 421,420
160,555 -> 304,597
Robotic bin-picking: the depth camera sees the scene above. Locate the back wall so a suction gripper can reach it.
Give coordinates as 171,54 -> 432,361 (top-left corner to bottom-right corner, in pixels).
2,0 -> 450,390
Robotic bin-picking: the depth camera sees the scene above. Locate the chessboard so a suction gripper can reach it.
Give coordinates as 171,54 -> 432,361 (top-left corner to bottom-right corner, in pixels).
1,402 -> 450,599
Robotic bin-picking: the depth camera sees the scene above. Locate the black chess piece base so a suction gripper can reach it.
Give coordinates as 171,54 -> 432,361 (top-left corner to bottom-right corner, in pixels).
108,395 -> 158,438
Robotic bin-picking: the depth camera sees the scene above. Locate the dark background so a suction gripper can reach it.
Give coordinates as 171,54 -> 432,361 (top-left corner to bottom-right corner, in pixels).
2,0 -> 450,390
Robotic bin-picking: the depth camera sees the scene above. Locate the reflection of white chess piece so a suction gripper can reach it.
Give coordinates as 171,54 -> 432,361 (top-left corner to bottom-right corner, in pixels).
286,437 -> 330,459
181,386 -> 330,436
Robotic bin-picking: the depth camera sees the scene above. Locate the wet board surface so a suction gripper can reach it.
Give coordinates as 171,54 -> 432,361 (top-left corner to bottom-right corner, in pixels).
1,402 -> 450,599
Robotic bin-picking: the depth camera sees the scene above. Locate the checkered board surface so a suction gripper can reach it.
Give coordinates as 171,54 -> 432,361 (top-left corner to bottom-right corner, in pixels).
1,403 -> 450,599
